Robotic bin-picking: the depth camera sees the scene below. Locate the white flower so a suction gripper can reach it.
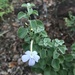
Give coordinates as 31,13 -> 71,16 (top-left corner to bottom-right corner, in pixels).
22,50 -> 40,66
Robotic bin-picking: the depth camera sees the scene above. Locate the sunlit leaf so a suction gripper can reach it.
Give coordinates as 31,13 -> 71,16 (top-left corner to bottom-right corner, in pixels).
29,20 -> 44,33
18,12 -> 28,19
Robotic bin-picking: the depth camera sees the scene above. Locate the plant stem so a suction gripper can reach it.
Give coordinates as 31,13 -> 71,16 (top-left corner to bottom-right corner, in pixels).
30,40 -> 33,52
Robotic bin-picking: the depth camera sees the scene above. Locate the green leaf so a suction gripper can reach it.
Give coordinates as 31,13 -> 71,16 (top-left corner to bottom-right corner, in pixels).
71,43 -> 75,59
53,50 -> 60,59
17,12 -> 28,19
33,45 -> 41,53
51,59 -> 60,71
54,39 -> 64,47
58,56 -> 64,64
22,3 -> 34,16
30,3 -> 35,7
29,20 -> 44,33
47,48 -> 54,57
59,70 -> 67,75
17,27 -> 28,39
68,69 -> 74,75
44,70 -> 51,75
44,38 -> 52,47
0,7 -> 2,10
73,68 -> 75,75
31,67 -> 43,73
21,4 -> 27,7
39,59 -> 46,70
35,35 -> 41,43
55,39 -> 64,45
71,43 -> 75,51
24,34 -> 31,42
21,3 -> 35,8
38,38 -> 52,47
65,62 -> 73,68
58,45 -> 67,54
64,54 -> 73,62
40,31 -> 48,37
0,12 -> 5,17
32,59 -> 46,71
72,53 -> 75,59
44,69 -> 58,75
32,10 -> 38,16
64,11 -> 75,32
38,38 -> 44,46
69,11 -> 73,20
44,68 -> 51,75
64,18 -> 72,27
51,71 -> 58,75
27,3 -> 35,8
27,8 -> 33,15
40,49 -> 46,58
22,43 -> 29,51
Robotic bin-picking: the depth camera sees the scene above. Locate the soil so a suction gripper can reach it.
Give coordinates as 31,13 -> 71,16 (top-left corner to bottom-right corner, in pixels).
0,0 -> 75,75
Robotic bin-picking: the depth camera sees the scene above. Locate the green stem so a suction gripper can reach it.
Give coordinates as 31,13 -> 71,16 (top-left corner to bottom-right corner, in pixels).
30,40 -> 33,52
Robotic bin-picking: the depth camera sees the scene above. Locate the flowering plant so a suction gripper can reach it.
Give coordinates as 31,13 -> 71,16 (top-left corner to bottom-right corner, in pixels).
17,3 -> 75,75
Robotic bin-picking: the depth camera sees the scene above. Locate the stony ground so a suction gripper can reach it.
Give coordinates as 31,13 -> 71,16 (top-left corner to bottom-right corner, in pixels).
0,0 -> 75,75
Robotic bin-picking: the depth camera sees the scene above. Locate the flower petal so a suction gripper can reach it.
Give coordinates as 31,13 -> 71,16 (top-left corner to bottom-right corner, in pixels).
25,51 -> 31,55
28,59 -> 35,66
21,55 -> 30,62
32,51 -> 37,55
34,55 -> 40,62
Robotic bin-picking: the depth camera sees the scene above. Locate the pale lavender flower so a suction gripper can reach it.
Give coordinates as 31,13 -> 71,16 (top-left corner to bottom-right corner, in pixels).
22,50 -> 40,66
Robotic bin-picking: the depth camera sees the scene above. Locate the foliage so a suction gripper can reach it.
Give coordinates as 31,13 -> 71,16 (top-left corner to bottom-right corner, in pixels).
17,3 -> 75,75
71,43 -> 75,59
64,11 -> 75,32
0,0 -> 13,20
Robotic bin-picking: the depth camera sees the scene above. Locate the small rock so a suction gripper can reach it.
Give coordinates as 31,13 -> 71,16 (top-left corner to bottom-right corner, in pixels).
0,71 -> 8,75
13,55 -> 19,61
8,69 -> 12,73
18,58 -> 23,65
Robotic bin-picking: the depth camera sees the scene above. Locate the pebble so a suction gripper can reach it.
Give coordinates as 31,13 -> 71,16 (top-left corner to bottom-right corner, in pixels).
0,71 -> 8,75
13,55 -> 19,61
18,58 -> 23,65
8,69 -> 12,73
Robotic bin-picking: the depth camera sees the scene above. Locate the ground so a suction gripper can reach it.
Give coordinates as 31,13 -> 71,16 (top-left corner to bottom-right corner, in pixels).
0,0 -> 75,75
